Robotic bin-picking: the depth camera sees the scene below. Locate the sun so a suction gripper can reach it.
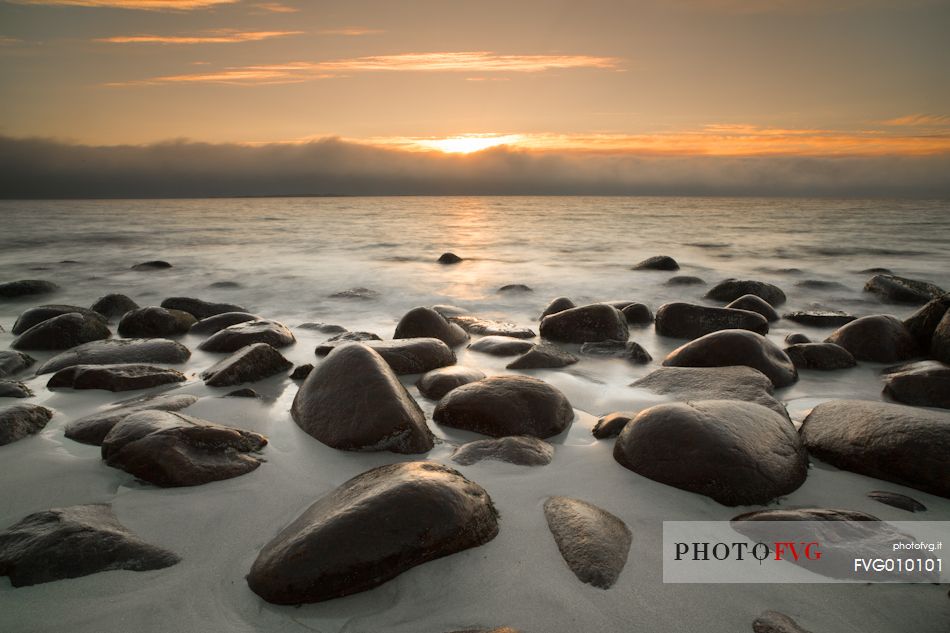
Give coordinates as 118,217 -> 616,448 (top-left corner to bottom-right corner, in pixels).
417,134 -> 522,154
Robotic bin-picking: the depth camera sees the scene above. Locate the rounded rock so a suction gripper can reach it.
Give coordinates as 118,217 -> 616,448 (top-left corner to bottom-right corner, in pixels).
662,329 -> 798,388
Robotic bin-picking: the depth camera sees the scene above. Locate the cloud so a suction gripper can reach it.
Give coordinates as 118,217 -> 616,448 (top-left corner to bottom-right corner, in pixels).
317,28 -> 384,36
97,30 -> 303,44
12,0 -> 237,9
881,114 -> 950,127
669,0 -> 941,14
1,134 -> 948,199
253,2 -> 297,12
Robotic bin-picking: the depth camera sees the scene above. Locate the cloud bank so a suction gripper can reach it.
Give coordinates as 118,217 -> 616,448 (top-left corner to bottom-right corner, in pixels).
1,135 -> 948,199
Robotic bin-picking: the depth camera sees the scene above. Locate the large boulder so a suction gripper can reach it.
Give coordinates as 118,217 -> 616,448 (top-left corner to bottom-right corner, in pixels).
393,306 -> 469,346
543,496 -> 631,589
90,293 -> 139,319
654,302 -> 768,339
824,315 -> 918,362
160,296 -> 248,320
247,462 -> 499,604
540,297 -> 576,320
291,343 -> 433,453
47,363 -> 186,392
800,400 -> 950,498
0,280 -> 58,299
449,316 -> 536,338
725,294 -> 779,321
416,366 -> 485,400
12,312 -> 110,351
451,436 -> 554,466
37,338 -> 191,374
506,344 -> 578,370
361,338 -> 456,375
12,304 -> 106,335
188,311 -> 259,335
468,336 -> 534,356
434,375 -> 574,439
782,310 -> 856,327
662,330 -> 798,388
0,351 -> 35,378
117,306 -> 196,338
613,400 -> 807,506
101,410 -> 267,487
630,366 -> 789,418
902,294 -> 950,348
933,310 -> 950,363
198,319 -> 295,353
631,255 -> 678,271
0,404 -> 53,446
64,393 -> 199,446
540,304 -> 628,344
579,340 -> 652,364
864,274 -> 945,304
201,343 -> 293,387
783,343 -> 856,370
0,504 -> 179,587
705,279 -> 786,306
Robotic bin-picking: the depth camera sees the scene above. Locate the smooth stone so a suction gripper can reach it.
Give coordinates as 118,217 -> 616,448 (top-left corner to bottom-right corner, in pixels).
784,333 -> 811,345
468,336 -> 535,356
665,276 -> 705,286
801,400 -> 950,498
725,294 -> 779,321
47,364 -> 186,392
131,260 -> 172,270
328,287 -> 379,300
0,504 -> 179,587
543,496 -> 631,589
654,302 -> 768,339
431,304 -> 470,317
859,267 -> 893,274
0,380 -> 32,398
289,364 -> 313,380
90,293 -> 139,319
621,303 -> 653,325
592,412 -> 635,439
101,410 -> 267,487
614,400 -> 807,506
824,315 -> 918,362
12,312 -> 111,351
783,343 -> 856,370
64,393 -> 199,446
497,284 -> 533,293
118,306 -> 196,338
314,331 -> 382,355
540,296 -> 576,320
579,340 -> 652,364
438,252 -> 463,264
37,338 -> 191,375
201,343 -> 293,387
705,279 -> 786,306
933,310 -> 950,364
451,436 -> 553,466
0,351 -> 35,378
434,375 -> 574,439
359,338 -> 456,374
506,344 -> 578,369
864,273 -> 945,304
160,296 -> 248,319
881,360 -> 950,409
782,310 -> 856,327
225,388 -> 259,398
0,404 -> 53,446
198,319 -> 295,353
540,304 -> 629,344
416,366 -> 486,400
296,322 -> 347,334
449,316 -> 536,338
208,281 -> 240,288
631,255 -> 678,271
189,312 -> 259,335
795,279 -> 849,291
662,329 -> 798,388
902,294 -> 950,348
867,490 -> 927,513
247,462 -> 498,604
752,610 -> 814,633
0,280 -> 58,299
394,306 -> 469,347
12,304 -> 106,335
292,343 -> 433,453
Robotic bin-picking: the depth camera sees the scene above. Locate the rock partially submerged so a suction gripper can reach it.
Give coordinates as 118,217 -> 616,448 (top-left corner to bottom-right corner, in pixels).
654,302 -> 768,339
631,255 -> 678,271
247,462 -> 499,604
506,344 -> 578,370
619,303 -> 653,325
933,310 -> 950,364
289,364 -> 313,380
416,366 -> 486,400
663,329 -> 798,388
329,287 -> 380,300
296,322 -> 347,334
665,275 -> 705,286
189,311 -> 259,336
394,306 -> 469,346
867,490 -> 927,513
631,366 -> 789,418
543,496 -> 631,589
825,315 -> 918,362
540,304 -> 628,344
131,260 -> 172,270
540,296 -> 576,320
782,310 -> 856,327
706,279 -> 786,306
64,393 -> 199,446
12,304 -> 106,335
784,333 -> 811,344
0,504 -> 179,587
0,351 -> 35,378
161,296 -> 248,320
118,306 -> 196,338
0,380 -> 32,398
902,294 -> 950,348
452,436 -> 554,466
0,280 -> 58,299
450,316 -> 536,338
783,342 -> 856,370
725,294 -> 779,321
864,273 -> 945,304
614,400 -> 807,506
497,284 -> 532,294
314,331 -> 382,355
47,364 -> 186,392
0,404 -> 53,446
438,252 -> 463,264
198,319 -> 295,353
37,338 -> 191,375
752,610 -> 814,633
12,312 -> 111,351
881,360 -> 950,409
90,293 -> 139,319
468,336 -> 535,356
592,412 -> 635,439
201,343 -> 293,387
579,340 -> 652,364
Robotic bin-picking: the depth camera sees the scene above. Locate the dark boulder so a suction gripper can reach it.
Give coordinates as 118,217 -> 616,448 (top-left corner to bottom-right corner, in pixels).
201,343 -> 293,387
784,333 -> 811,345
416,366 -> 485,400
497,284 -> 532,294
631,255 -> 678,271
289,364 -> 313,380
540,296 -> 576,320
507,344 -> 578,369
118,306 -> 196,338
434,375 -> 574,439
101,410 -> 267,487
752,611 -> 814,633
0,380 -> 32,398
614,401 -> 807,506
825,315 -> 918,362
451,436 -> 553,466
620,303 -> 653,325
328,287 -> 379,300
37,338 -> 191,374
12,304 -> 106,335
47,364 -> 186,392
296,322 -> 347,334
864,274 -> 945,304
867,490 -> 927,513
579,340 -> 652,364
725,294 -> 779,321
468,336 -> 534,356
449,316 -> 536,338
882,360 -> 950,409
933,310 -> 950,363
131,260 -> 172,270
0,404 -> 53,446
189,312 -> 259,335
160,296 -> 248,319
438,252 -> 463,264
291,343 -> 433,453
655,302 -> 768,339
543,496 -> 631,589
225,388 -> 259,398
64,393 -> 199,446
592,412 -> 635,439
784,343 -> 856,370
247,462 -> 498,604
540,304 -> 628,344
90,293 -> 139,319
662,329 -> 798,388
359,338 -> 456,375
12,312 -> 110,351
0,504 -> 179,587
705,279 -> 786,306
198,319 -> 295,353
782,310 -> 856,327
800,400 -> 950,498
314,331 -> 382,355
0,280 -> 58,299
0,351 -> 35,378
665,275 -> 705,286
902,294 -> 950,348
795,279 -> 849,291
394,306 -> 469,346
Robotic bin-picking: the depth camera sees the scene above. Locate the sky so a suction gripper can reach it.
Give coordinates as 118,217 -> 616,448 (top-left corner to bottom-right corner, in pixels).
0,0 -> 948,197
